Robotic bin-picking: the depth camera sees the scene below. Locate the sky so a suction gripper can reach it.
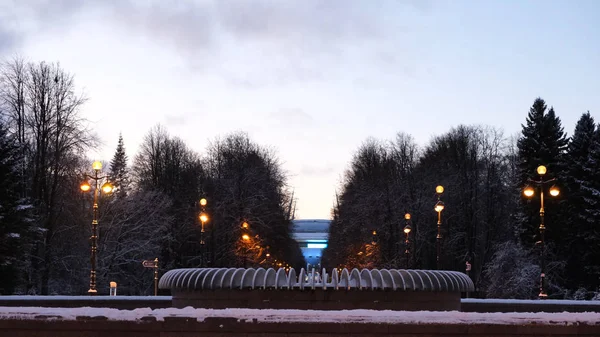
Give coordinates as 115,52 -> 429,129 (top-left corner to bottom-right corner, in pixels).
1,0 -> 599,219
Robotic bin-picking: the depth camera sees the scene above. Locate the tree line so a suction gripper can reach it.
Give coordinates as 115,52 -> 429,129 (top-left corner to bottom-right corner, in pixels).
1,56 -> 598,299
0,58 -> 303,295
322,98 -> 600,299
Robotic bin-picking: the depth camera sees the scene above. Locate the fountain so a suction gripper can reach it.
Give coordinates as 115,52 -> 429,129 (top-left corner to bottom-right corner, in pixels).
159,267 -> 474,311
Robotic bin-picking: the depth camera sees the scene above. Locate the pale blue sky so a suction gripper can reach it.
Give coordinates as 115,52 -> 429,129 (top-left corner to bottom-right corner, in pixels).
1,0 -> 598,219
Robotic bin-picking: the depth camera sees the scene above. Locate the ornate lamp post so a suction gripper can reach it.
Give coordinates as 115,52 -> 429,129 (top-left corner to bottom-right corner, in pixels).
523,165 -> 560,299
403,213 -> 412,269
80,161 -> 113,295
241,233 -> 250,268
199,198 -> 208,244
240,221 -> 251,268
199,198 -> 208,267
264,246 -> 271,268
434,185 -> 445,270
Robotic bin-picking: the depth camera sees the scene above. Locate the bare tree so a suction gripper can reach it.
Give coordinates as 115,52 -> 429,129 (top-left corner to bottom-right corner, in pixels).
0,57 -> 28,198
324,125 -> 517,296
324,138 -> 401,269
0,58 -> 97,294
132,125 -> 206,270
97,190 -> 172,295
204,132 -> 303,269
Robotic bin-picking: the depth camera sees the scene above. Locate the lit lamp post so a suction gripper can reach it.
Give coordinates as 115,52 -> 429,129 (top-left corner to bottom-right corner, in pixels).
403,213 -> 412,269
265,247 -> 271,268
241,221 -> 251,268
523,165 -> 560,299
434,185 -> 445,270
241,233 -> 250,268
199,198 -> 208,244
198,198 -> 208,267
80,161 -> 113,295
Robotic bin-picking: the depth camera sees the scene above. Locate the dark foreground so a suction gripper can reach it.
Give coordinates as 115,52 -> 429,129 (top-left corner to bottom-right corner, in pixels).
1,316 -> 599,337
1,296 -> 599,336
2,296 -> 600,312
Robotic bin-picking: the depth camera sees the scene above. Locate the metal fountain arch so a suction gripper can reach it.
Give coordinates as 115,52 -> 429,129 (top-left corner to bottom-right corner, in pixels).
159,267 -> 474,292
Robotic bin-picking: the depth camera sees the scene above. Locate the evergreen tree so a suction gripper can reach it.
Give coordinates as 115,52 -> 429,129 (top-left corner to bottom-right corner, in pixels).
516,98 -> 569,297
563,113 -> 596,289
565,112 -> 595,187
110,133 -> 129,198
578,126 -> 600,289
516,98 -> 568,248
0,121 -> 24,293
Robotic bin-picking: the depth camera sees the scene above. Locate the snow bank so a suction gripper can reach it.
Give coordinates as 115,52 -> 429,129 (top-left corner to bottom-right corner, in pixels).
0,295 -> 170,301
463,298 -> 600,306
0,306 -> 599,325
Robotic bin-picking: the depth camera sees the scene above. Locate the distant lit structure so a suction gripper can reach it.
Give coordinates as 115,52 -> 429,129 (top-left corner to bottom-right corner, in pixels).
292,219 -> 330,270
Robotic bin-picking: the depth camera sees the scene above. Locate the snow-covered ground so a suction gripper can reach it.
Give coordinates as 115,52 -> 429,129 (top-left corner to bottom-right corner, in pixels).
1,296 -> 599,325
3,296 -> 598,305
1,306 -> 599,325
462,298 -> 600,306
0,295 -> 171,301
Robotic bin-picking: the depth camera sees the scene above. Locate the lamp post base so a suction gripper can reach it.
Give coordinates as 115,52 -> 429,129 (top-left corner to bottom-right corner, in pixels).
87,289 -> 98,295
538,291 -> 548,299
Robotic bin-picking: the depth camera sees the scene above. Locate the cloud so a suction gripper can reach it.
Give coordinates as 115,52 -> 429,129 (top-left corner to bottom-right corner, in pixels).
104,1 -> 216,57
1,0 -> 431,85
268,108 -> 314,128
219,64 -> 326,89
0,28 -> 18,54
2,0 -> 428,53
97,0 -> 402,85
99,0 -> 390,53
0,1 -> 22,54
164,114 -> 189,127
0,0 -> 89,55
214,1 -> 381,45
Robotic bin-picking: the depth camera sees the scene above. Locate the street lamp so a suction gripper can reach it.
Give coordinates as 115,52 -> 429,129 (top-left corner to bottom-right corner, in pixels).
523,165 -> 560,299
80,160 -> 113,295
241,233 -> 251,268
199,198 -> 208,245
240,220 -> 252,268
434,185 -> 445,270
199,213 -> 209,232
403,213 -> 412,269
264,246 -> 271,268
198,198 -> 208,267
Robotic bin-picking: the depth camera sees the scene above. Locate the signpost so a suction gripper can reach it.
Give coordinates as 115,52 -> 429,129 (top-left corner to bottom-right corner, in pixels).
142,258 -> 159,296
465,261 -> 472,298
